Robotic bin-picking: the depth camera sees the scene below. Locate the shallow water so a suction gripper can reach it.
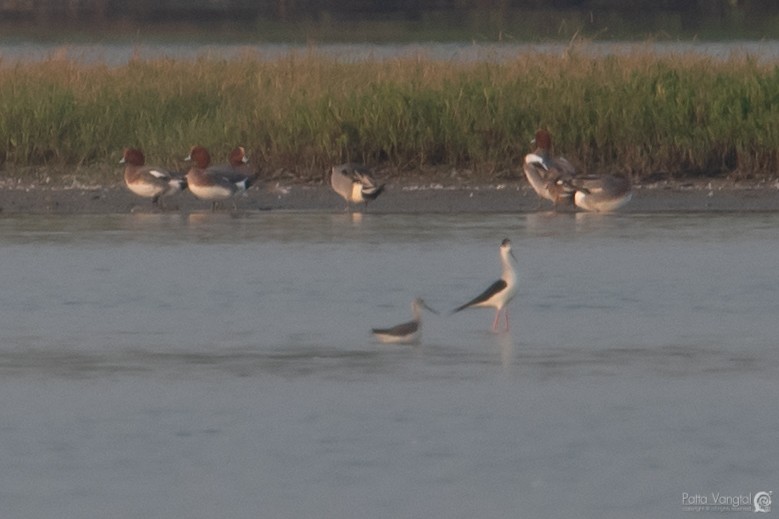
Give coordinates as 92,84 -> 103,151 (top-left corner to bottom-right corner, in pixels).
0,211 -> 777,518
2,41 -> 779,65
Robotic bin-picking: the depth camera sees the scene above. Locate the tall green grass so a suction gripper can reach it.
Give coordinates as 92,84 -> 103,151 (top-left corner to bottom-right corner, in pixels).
1,47 -> 778,182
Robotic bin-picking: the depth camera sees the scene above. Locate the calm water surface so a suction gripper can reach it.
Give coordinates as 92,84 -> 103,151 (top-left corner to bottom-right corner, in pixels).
0,211 -> 777,518
2,41 -> 779,65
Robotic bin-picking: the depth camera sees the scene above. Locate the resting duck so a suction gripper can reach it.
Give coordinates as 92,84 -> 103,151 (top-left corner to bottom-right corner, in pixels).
185,145 -> 257,210
211,146 -> 256,183
329,163 -> 384,212
523,129 -> 577,209
120,147 -> 186,208
568,174 -> 633,212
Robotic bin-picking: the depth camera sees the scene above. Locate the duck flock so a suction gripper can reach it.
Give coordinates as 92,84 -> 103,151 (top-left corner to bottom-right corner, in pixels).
522,129 -> 633,213
121,128 -> 632,214
121,130 -> 632,344
121,145 -> 257,211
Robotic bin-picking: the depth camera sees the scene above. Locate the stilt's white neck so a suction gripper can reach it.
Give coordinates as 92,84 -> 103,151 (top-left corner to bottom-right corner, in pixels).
500,247 -> 517,283
412,301 -> 422,322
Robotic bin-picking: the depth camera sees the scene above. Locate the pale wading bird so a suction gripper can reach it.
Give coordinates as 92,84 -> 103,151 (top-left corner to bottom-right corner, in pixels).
372,298 -> 438,345
523,129 -> 577,209
329,163 -> 385,211
567,174 -> 633,212
185,145 -> 257,210
452,238 -> 518,332
120,147 -> 187,209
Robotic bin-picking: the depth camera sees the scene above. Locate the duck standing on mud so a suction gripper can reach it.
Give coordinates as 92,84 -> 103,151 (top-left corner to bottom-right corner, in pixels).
184,145 -> 257,210
328,163 -> 384,212
523,129 -> 577,210
121,147 -> 187,209
567,174 -> 633,212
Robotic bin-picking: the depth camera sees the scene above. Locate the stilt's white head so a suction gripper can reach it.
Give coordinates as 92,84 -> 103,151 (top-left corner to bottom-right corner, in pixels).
500,238 -> 517,263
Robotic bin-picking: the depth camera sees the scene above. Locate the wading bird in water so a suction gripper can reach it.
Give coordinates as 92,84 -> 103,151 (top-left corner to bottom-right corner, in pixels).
371,298 -> 438,345
452,238 -> 518,332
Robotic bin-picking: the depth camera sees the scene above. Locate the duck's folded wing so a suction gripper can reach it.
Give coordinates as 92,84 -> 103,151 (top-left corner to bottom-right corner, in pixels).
553,157 -> 577,179
142,167 -> 172,182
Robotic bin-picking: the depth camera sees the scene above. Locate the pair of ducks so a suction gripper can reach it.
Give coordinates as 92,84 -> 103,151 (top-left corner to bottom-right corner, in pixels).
121,146 -> 257,209
330,130 -> 632,214
523,129 -> 633,212
373,238 -> 517,344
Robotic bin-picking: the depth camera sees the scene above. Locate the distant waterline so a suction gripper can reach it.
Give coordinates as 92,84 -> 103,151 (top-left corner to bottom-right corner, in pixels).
2,40 -> 779,66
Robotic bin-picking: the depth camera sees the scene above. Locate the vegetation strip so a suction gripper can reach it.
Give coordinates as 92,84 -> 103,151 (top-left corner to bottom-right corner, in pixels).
1,47 -> 778,183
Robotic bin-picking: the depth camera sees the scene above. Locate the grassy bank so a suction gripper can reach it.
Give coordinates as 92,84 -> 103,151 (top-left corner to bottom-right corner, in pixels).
1,47 -> 778,184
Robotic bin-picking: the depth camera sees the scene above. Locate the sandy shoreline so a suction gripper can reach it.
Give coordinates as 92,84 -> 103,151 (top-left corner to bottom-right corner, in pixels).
0,179 -> 778,215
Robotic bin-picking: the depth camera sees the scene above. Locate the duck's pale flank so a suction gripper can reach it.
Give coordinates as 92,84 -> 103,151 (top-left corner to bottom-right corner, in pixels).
523,129 -> 577,209
185,145 -> 257,210
329,163 -> 385,211
120,147 -> 187,208
569,174 -> 633,212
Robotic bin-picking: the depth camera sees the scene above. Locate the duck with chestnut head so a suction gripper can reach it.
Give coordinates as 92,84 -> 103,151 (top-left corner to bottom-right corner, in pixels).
120,147 -> 187,209
523,129 -> 577,210
184,145 -> 257,210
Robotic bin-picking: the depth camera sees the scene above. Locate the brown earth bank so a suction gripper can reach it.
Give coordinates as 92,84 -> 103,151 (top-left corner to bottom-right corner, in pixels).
0,177 -> 778,215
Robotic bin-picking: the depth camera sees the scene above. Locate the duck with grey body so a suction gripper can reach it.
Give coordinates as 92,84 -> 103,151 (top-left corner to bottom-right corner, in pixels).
185,145 -> 257,210
329,163 -> 385,211
209,146 -> 257,184
566,174 -> 633,212
523,129 -> 577,209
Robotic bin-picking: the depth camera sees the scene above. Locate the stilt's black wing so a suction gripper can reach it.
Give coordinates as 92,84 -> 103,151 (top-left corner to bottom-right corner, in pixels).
452,280 -> 507,314
372,320 -> 418,336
